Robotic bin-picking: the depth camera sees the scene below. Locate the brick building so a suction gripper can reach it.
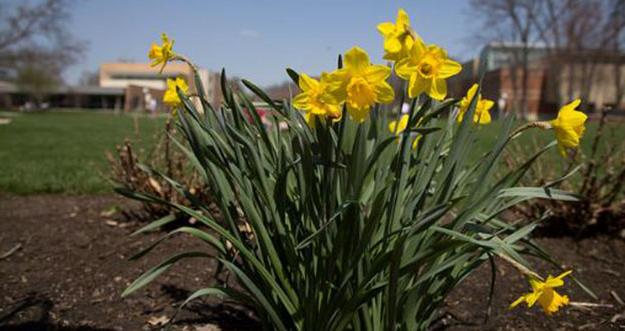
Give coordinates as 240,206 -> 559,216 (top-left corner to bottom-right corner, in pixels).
449,43 -> 625,120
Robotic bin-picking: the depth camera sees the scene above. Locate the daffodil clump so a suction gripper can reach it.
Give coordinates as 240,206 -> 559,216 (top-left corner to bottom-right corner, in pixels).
123,9 -> 593,331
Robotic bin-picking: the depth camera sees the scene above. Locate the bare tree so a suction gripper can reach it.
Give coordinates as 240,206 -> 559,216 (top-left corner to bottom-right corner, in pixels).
471,0 -> 625,115
78,69 -> 100,86
470,0 -> 542,118
532,0 -> 625,109
0,0 -> 85,106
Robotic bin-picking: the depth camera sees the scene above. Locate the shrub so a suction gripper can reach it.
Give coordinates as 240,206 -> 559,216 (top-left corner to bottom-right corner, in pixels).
121,10 -> 593,330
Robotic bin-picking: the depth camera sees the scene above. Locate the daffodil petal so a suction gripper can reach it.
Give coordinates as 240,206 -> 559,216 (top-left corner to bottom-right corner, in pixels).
298,74 -> 318,92
377,22 -> 396,36
292,93 -> 309,110
344,47 -> 370,74
395,58 -> 417,80
365,65 -> 391,82
437,59 -> 462,78
384,37 -> 402,53
396,8 -> 410,28
375,81 -> 395,104
408,74 -> 429,99
429,78 -> 447,100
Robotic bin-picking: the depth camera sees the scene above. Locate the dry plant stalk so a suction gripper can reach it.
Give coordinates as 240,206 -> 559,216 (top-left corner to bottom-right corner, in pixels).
107,118 -> 213,222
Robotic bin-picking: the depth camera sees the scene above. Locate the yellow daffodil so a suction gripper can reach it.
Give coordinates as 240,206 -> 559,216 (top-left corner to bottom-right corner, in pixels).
377,8 -> 416,62
395,38 -> 461,100
293,73 -> 342,127
326,47 -> 394,122
510,270 -> 572,315
549,99 -> 587,156
457,84 -> 494,124
163,77 -> 189,111
389,114 -> 422,149
149,33 -> 175,72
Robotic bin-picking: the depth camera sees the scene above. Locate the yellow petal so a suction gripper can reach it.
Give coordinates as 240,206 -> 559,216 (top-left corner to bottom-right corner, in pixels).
395,58 -> 417,80
510,295 -> 528,309
305,113 -> 317,128
554,126 -> 580,148
561,109 -> 587,130
377,22 -> 396,36
412,135 -> 422,149
555,270 -> 573,280
375,81 -> 395,104
544,270 -> 572,288
292,93 -> 309,110
482,99 -> 495,112
384,37 -> 402,53
466,84 -> 479,101
525,290 -> 543,307
344,47 -> 370,74
538,288 -> 569,315
326,104 -> 342,119
437,59 -> 462,78
429,78 -> 447,100
298,74 -> 318,92
408,74 -> 429,99
347,104 -> 370,122
396,8 -> 410,29
365,65 -> 391,82
476,107 -> 492,124
176,77 -> 188,92
411,37 -> 427,58
560,99 -> 582,113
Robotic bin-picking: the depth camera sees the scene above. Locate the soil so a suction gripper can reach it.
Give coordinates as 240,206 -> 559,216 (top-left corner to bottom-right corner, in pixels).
1,194 -> 624,331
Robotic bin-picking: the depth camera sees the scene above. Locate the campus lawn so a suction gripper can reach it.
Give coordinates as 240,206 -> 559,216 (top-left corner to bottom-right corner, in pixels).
0,110 -> 623,195
0,110 -> 166,194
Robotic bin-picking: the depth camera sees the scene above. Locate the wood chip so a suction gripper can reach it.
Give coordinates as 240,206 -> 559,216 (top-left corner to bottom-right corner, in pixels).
105,220 -> 119,227
147,315 -> 169,326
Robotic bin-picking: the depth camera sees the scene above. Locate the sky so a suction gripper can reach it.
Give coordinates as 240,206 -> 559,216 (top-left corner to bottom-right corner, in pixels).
66,0 -> 480,87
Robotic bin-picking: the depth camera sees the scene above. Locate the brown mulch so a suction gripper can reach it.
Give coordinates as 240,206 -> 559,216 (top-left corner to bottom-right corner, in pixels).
1,194 -> 624,330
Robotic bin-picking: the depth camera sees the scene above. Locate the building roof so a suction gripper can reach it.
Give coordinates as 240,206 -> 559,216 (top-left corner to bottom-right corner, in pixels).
53,86 -> 125,95
0,83 -> 124,96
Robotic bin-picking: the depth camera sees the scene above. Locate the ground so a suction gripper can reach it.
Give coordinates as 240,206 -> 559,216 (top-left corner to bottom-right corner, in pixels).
1,111 -> 625,330
1,194 -> 624,331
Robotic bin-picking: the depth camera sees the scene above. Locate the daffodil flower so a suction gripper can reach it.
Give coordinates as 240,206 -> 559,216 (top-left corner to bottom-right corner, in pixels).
326,47 -> 394,122
395,38 -> 461,100
149,33 -> 175,72
457,84 -> 494,124
163,77 -> 189,111
377,8 -> 415,62
389,114 -> 422,149
549,99 -> 587,156
293,73 -> 342,127
510,270 -> 572,315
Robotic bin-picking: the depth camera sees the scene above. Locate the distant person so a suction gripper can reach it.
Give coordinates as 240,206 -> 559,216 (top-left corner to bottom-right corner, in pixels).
148,98 -> 157,117
498,92 -> 508,118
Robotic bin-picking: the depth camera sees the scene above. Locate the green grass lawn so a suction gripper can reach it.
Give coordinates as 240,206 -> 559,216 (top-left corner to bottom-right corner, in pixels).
0,110 -> 166,194
0,110 -> 623,195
